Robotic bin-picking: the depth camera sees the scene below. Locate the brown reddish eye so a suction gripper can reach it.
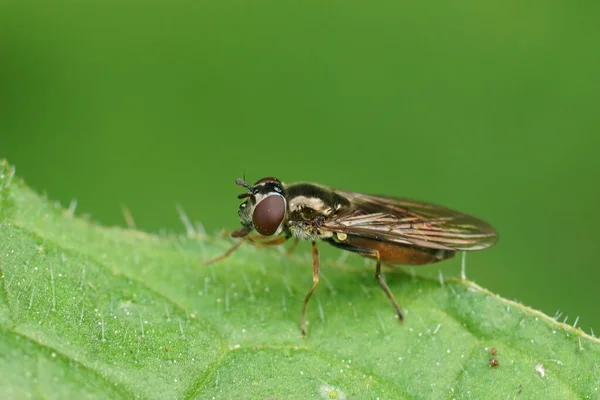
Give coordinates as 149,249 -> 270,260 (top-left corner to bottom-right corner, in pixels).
252,195 -> 285,236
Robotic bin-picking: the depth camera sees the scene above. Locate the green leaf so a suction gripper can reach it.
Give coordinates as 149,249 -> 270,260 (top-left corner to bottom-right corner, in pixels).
0,159 -> 598,399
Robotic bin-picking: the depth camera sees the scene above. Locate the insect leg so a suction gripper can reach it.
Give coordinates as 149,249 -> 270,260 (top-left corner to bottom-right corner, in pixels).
373,251 -> 404,323
203,235 -> 289,265
201,240 -> 244,265
248,235 -> 288,247
301,241 -> 320,337
285,237 -> 300,255
325,239 -> 404,323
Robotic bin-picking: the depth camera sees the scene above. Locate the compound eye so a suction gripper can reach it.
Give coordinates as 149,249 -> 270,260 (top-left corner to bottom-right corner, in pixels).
252,195 -> 285,236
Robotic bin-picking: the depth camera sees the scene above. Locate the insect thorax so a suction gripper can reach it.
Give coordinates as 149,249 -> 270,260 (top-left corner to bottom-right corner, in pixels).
283,183 -> 350,241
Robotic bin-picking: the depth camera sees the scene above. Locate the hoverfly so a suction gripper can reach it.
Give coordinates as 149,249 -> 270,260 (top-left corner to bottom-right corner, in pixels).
204,177 -> 498,337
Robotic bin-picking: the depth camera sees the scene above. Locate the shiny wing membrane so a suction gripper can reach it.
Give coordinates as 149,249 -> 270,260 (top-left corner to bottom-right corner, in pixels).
324,191 -> 498,251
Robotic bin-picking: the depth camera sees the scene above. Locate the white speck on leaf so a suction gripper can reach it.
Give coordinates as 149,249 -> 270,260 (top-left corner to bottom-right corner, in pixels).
535,363 -> 545,378
319,383 -> 346,399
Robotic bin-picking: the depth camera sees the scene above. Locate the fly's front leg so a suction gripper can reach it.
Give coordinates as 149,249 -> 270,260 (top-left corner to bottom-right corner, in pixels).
300,241 -> 320,337
285,237 -> 300,255
325,239 -> 404,323
254,233 -> 297,255
247,235 -> 289,247
202,240 -> 244,265
202,234 -> 289,265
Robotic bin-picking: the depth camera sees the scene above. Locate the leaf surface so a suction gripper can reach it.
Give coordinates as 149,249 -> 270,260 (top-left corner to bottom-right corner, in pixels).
0,160 -> 598,399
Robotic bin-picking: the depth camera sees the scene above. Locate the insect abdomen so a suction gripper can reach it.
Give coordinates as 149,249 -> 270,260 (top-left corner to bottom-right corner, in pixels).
345,236 -> 455,265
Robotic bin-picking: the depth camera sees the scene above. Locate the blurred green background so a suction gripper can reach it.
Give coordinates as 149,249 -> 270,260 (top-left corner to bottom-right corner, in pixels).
1,1 -> 599,333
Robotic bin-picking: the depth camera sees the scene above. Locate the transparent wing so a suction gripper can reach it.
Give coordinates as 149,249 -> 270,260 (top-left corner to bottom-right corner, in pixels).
324,191 -> 498,251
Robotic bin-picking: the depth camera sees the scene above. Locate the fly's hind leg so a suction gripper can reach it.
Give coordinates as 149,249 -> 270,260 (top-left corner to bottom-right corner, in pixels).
325,239 -> 404,323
